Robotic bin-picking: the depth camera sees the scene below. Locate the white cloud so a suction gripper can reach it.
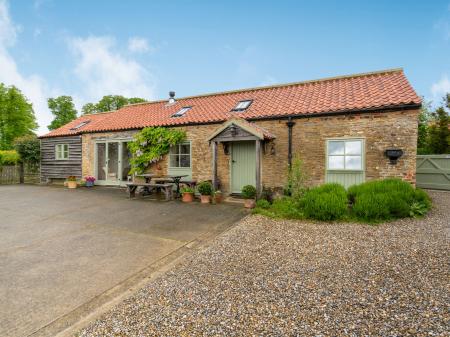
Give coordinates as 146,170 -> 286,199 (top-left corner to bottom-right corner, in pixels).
431,75 -> 450,99
0,0 -> 52,135
68,35 -> 156,103
128,36 -> 151,53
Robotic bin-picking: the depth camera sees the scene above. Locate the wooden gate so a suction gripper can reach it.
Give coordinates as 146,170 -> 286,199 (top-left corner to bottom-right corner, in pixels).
0,165 -> 40,185
416,155 -> 450,191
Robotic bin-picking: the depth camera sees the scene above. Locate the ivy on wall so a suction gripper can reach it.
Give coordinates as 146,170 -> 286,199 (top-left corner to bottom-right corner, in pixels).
128,127 -> 186,175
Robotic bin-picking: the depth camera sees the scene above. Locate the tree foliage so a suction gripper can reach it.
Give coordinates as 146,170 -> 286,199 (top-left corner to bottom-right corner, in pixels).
417,94 -> 450,154
0,83 -> 38,150
47,96 -> 78,130
128,127 -> 186,175
82,95 -> 147,115
14,134 -> 40,165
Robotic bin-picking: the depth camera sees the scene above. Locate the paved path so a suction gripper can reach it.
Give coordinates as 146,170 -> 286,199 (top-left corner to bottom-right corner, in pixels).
0,185 -> 243,337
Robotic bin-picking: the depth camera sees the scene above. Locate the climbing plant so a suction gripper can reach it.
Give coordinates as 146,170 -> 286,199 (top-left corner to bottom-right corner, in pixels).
128,127 -> 186,175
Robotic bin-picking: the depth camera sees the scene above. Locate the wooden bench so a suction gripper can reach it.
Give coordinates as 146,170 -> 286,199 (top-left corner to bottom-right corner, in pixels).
126,182 -> 173,201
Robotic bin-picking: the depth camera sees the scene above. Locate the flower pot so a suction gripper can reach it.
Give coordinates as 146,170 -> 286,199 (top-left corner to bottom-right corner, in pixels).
244,199 -> 256,209
182,192 -> 194,203
85,181 -> 94,187
214,194 -> 223,204
200,195 -> 211,204
67,181 -> 77,189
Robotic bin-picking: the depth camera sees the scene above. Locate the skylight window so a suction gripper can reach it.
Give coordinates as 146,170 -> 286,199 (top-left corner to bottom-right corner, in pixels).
172,106 -> 191,117
70,120 -> 90,130
232,100 -> 252,111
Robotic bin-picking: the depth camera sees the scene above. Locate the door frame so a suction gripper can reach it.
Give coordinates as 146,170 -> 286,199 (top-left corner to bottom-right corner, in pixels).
229,141 -> 257,194
94,138 -> 133,186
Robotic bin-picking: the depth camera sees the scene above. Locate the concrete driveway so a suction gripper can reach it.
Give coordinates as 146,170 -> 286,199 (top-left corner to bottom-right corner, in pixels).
0,185 -> 244,337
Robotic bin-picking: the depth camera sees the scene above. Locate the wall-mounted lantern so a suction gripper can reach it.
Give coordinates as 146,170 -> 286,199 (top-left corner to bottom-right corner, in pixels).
385,148 -> 403,164
222,142 -> 230,155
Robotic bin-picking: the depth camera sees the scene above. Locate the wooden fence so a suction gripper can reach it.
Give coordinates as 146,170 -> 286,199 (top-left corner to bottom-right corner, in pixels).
0,165 -> 40,185
416,155 -> 450,191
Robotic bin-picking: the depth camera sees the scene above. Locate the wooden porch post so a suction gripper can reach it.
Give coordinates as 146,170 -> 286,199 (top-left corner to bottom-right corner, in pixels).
255,140 -> 261,198
212,141 -> 218,190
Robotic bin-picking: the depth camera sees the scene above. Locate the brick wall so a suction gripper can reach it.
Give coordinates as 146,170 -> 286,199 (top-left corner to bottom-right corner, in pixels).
81,108 -> 419,193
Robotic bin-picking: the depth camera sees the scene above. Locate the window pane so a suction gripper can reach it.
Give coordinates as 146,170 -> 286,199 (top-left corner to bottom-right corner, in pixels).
169,145 -> 179,155
180,144 -> 190,154
345,141 -> 361,155
170,154 -> 179,167
180,155 -> 190,167
328,141 -> 345,155
328,155 -> 345,169
345,156 -> 362,170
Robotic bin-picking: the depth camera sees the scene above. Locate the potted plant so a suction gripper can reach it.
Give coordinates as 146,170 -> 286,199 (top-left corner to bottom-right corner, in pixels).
214,190 -> 223,204
181,186 -> 195,203
85,176 -> 96,187
197,181 -> 213,204
242,185 -> 257,208
67,176 -> 77,189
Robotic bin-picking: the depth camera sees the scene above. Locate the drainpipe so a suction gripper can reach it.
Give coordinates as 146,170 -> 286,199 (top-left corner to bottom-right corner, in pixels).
286,117 -> 296,168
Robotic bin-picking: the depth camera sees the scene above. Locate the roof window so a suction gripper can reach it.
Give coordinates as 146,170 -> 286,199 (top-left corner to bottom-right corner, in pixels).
172,106 -> 191,117
70,120 -> 90,130
232,100 -> 252,112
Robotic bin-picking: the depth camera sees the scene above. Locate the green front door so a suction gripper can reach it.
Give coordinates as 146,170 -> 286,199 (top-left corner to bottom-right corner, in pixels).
231,141 -> 256,194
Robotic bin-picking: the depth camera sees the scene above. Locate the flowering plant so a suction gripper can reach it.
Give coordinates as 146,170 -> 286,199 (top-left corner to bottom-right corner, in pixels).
85,176 -> 96,182
67,176 -> 77,181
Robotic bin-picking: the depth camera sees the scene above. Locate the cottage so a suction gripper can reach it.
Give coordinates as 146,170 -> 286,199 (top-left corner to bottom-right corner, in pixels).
40,68 -> 422,195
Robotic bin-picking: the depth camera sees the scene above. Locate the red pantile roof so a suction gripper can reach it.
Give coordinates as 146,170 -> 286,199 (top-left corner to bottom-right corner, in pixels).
41,68 -> 421,138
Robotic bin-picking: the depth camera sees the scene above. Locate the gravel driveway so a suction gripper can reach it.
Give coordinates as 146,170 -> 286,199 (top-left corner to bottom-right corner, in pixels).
79,191 -> 449,336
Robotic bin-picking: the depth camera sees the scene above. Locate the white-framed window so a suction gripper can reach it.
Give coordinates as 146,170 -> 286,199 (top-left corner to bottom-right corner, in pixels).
55,144 -> 69,160
169,142 -> 191,168
327,139 -> 363,171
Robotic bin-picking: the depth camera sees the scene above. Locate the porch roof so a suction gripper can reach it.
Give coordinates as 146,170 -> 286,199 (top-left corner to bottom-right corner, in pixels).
208,117 -> 276,142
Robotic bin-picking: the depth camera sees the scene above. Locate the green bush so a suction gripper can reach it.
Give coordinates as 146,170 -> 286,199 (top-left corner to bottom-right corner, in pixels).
242,185 -> 256,199
301,183 -> 348,221
350,179 -> 432,221
0,150 -> 20,165
197,181 -> 213,195
253,197 -> 304,219
255,199 -> 271,209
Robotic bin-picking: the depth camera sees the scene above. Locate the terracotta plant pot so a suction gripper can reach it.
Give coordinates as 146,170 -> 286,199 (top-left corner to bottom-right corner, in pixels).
182,192 -> 194,203
200,195 -> 211,204
214,193 -> 223,204
67,181 -> 77,189
244,199 -> 256,209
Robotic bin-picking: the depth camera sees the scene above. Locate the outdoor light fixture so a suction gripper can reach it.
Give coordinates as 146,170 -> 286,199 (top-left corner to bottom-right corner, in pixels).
230,124 -> 237,137
222,142 -> 230,155
385,148 -> 403,164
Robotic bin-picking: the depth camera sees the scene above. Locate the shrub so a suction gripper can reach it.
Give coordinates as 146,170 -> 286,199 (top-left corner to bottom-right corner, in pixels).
253,197 -> 303,219
284,157 -> 308,198
181,186 -> 194,194
256,199 -> 271,209
197,181 -> 213,196
301,183 -> 348,221
0,150 -> 20,165
13,135 -> 40,165
350,179 -> 432,221
242,185 -> 256,199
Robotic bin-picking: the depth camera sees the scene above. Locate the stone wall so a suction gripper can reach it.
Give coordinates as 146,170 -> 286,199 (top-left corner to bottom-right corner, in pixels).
81,108 -> 419,193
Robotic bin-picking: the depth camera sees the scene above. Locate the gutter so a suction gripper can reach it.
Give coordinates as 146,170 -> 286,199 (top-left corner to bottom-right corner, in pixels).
286,117 -> 296,168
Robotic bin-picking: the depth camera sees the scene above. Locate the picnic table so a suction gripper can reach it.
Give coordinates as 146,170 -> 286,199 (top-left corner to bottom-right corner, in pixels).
136,174 -> 189,196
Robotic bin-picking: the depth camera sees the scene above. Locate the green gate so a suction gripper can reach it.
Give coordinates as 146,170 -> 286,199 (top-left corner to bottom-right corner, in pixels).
416,155 -> 450,190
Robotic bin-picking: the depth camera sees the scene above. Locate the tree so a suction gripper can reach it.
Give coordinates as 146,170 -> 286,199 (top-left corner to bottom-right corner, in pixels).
82,95 -> 147,115
428,106 -> 450,154
417,100 -> 432,154
47,96 -> 78,130
14,135 -> 40,166
81,102 -> 98,115
0,83 -> 38,150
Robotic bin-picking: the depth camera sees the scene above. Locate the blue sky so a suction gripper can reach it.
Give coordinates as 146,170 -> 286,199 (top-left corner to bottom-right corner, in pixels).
0,0 -> 449,134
